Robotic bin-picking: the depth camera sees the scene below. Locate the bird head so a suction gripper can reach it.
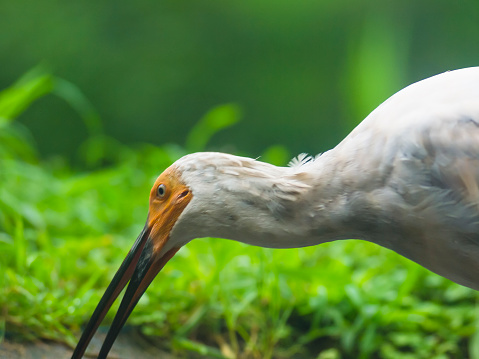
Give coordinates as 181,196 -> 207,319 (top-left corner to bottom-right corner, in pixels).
72,152 -> 312,358
72,160 -> 196,358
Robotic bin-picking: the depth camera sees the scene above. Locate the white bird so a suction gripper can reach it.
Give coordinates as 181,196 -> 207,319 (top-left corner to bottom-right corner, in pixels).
72,67 -> 479,358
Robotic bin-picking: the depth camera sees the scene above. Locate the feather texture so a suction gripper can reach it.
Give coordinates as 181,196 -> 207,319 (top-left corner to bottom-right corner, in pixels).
167,67 -> 479,290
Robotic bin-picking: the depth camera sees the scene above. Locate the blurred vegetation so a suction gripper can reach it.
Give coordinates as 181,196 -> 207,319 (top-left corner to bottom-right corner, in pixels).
0,1 -> 478,159
1,69 -> 479,359
1,1 -> 479,358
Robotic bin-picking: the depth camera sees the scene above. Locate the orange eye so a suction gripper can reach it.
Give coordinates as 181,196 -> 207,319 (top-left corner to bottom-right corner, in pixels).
157,184 -> 166,198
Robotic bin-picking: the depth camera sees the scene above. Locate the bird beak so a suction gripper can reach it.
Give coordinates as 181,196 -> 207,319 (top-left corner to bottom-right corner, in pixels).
72,168 -> 191,359
71,219 -> 179,359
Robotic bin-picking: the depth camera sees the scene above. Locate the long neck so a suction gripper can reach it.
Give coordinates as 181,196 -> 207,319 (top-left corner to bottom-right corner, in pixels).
231,151 -> 376,249
180,151 -> 374,249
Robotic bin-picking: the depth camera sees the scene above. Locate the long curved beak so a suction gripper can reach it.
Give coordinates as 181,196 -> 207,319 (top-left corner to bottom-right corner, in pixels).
71,220 -> 179,359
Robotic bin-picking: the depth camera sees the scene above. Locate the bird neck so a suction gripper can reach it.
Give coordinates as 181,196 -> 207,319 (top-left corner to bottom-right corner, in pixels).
171,151 -> 388,250
179,152 -> 364,249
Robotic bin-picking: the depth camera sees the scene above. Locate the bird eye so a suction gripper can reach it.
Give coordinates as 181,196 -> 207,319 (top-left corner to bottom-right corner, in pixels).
157,184 -> 166,197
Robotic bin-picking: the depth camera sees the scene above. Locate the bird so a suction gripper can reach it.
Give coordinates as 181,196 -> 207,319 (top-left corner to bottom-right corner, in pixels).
72,67 -> 479,358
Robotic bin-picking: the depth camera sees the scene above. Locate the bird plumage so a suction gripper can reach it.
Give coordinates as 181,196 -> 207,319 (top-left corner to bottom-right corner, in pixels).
168,67 -> 479,290
72,67 -> 479,358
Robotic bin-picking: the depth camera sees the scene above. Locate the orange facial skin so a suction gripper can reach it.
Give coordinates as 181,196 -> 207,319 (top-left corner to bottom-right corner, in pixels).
147,166 -> 193,253
71,166 -> 193,359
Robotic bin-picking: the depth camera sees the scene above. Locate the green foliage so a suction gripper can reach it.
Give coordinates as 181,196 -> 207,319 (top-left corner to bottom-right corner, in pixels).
2,1 -> 479,158
186,103 -> 241,152
1,70 -> 478,359
344,6 -> 410,125
0,68 -> 53,124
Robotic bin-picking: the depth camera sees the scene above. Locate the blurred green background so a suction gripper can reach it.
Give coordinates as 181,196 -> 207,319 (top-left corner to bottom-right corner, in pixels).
1,0 -> 478,159
1,1 -> 479,358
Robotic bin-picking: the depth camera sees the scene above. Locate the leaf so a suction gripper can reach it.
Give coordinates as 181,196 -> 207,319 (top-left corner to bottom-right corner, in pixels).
185,103 -> 241,152
0,67 -> 54,123
52,77 -> 102,136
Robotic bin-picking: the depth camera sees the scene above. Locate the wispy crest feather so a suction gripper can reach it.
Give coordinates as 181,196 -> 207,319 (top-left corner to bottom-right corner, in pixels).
288,153 -> 316,169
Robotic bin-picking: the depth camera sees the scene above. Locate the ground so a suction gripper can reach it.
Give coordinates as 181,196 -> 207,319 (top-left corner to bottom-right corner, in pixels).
0,330 -> 183,359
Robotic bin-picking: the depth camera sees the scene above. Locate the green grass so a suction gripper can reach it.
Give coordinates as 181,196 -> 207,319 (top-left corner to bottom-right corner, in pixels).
1,69 -> 479,359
